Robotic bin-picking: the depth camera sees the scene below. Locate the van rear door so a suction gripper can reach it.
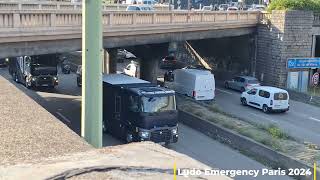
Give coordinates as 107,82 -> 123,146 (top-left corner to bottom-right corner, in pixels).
273,92 -> 289,109
194,75 -> 215,100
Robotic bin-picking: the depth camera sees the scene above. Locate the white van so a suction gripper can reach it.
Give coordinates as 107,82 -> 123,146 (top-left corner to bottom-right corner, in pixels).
172,69 -> 215,101
241,86 -> 290,113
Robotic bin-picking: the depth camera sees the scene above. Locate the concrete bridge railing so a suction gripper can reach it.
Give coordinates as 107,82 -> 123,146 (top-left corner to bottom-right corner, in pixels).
0,11 -> 260,29
0,1 -> 169,11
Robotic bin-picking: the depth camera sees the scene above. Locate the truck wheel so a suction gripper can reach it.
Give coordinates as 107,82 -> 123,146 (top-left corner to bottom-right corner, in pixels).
13,73 -> 18,82
262,105 -> 269,113
225,82 -> 229,89
126,132 -> 133,143
77,77 -> 81,87
25,77 -> 31,89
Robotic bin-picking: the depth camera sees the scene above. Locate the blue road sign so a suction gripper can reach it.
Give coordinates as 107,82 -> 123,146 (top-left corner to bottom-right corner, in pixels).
287,58 -> 320,69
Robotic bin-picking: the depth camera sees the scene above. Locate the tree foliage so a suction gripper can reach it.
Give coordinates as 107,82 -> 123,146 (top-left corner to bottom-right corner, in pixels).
268,0 -> 320,12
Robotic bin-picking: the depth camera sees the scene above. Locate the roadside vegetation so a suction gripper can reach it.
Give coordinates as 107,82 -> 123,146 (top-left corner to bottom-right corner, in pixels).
268,0 -> 320,12
177,95 -> 320,167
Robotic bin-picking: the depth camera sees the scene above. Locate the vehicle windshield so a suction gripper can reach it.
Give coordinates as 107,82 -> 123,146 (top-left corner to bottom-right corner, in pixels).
141,95 -> 176,113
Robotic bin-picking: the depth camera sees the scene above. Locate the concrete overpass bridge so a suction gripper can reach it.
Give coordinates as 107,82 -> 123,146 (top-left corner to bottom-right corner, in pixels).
0,10 -> 260,58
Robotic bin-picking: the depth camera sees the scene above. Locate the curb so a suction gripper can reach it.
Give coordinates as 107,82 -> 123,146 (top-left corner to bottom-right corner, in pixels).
179,110 -> 319,180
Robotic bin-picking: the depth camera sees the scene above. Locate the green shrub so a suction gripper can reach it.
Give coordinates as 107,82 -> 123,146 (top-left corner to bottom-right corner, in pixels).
268,0 -> 320,12
267,125 -> 289,139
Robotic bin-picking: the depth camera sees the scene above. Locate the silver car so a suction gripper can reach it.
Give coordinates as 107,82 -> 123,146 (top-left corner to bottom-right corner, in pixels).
225,76 -> 260,92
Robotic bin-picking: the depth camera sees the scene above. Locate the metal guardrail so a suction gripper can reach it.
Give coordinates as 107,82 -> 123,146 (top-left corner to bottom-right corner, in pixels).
0,11 -> 260,29
0,1 -> 169,11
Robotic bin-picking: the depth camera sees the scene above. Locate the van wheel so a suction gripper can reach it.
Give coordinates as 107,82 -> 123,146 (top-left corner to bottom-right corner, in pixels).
126,132 -> 133,143
225,82 -> 229,89
241,98 -> 247,106
262,105 -> 269,113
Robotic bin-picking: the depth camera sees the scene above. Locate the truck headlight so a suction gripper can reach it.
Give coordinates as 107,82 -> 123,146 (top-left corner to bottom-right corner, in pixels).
53,76 -> 58,80
139,131 -> 150,139
32,77 -> 37,81
172,128 -> 178,135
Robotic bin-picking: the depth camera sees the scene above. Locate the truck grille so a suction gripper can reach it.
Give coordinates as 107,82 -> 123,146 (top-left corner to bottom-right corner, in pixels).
150,129 -> 171,143
38,76 -> 52,84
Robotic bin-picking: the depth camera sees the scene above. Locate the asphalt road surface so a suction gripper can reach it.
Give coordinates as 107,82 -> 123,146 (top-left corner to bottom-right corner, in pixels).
215,86 -> 320,146
0,67 -> 292,180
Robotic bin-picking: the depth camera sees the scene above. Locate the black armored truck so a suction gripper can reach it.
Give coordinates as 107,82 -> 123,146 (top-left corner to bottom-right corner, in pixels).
103,74 -> 178,145
8,55 -> 58,89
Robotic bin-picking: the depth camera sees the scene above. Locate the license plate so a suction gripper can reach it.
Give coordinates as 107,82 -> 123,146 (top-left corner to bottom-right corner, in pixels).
42,84 -> 49,87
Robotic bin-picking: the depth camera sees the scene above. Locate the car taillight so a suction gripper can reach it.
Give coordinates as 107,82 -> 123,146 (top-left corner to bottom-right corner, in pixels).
192,91 -> 196,97
270,100 -> 273,105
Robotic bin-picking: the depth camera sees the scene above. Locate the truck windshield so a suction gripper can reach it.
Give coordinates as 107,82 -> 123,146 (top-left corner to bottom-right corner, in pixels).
141,96 -> 176,113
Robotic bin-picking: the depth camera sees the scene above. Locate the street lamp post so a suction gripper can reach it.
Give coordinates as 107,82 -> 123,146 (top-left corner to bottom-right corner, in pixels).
82,0 -> 103,148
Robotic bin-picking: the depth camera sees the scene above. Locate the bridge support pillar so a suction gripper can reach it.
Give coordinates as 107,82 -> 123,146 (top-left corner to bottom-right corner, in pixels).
103,48 -> 117,74
133,44 -> 168,84
140,58 -> 159,84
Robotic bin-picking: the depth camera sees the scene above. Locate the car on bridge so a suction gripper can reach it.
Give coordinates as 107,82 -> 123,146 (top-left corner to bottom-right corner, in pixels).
126,5 -> 155,11
225,76 -> 260,92
241,86 -> 290,113
218,4 -> 229,11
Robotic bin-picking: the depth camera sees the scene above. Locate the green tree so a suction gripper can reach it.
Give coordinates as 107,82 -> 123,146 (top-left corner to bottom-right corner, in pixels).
268,0 -> 320,12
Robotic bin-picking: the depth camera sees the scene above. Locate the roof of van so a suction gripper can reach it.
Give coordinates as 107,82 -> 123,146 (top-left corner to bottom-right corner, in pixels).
255,86 -> 288,93
175,69 -> 212,76
103,74 -> 149,85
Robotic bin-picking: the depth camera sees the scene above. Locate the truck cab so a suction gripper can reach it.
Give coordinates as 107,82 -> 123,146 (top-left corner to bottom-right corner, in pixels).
103,74 -> 178,145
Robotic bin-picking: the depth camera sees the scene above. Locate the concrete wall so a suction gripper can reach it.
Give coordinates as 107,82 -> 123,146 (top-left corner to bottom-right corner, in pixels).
256,11 -> 314,87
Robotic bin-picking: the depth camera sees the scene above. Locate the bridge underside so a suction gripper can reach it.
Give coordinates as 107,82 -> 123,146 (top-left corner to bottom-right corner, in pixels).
0,26 -> 256,58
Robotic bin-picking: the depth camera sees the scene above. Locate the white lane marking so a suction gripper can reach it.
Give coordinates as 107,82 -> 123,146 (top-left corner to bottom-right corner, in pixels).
249,112 -> 277,123
56,112 -> 71,124
216,88 -> 233,95
309,117 -> 320,123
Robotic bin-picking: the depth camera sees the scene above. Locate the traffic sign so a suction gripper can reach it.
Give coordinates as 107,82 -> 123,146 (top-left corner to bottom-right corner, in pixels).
312,72 -> 319,86
287,58 -> 320,69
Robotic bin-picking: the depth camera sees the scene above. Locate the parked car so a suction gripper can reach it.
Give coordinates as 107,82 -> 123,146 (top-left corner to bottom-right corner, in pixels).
218,4 -> 229,11
172,69 -> 215,101
225,76 -> 260,92
126,5 -> 154,11
76,65 -> 82,87
241,86 -> 290,113
160,55 -> 177,69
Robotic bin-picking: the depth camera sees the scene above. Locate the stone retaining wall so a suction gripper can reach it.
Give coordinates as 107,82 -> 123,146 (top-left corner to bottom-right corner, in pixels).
256,11 -> 314,87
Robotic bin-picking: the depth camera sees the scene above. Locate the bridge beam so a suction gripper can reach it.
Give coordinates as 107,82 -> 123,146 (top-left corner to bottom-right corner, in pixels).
81,0 -> 103,148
